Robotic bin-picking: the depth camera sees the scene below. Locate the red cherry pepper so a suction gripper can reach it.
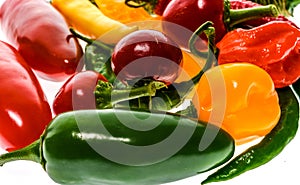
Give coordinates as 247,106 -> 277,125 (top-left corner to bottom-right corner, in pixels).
111,29 -> 183,85
217,21 -> 300,88
0,41 -> 52,152
53,71 -> 107,116
0,0 -> 83,81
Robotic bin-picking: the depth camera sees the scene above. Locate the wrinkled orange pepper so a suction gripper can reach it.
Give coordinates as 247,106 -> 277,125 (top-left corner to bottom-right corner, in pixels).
192,63 -> 281,144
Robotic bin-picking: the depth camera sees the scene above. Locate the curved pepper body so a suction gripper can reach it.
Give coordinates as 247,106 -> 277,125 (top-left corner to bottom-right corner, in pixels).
162,0 -> 226,49
0,0 -> 83,81
40,109 -> 234,185
0,41 -> 52,151
217,21 -> 300,88
111,29 -> 183,85
51,0 -> 138,44
52,71 -> 107,116
160,0 -> 278,50
193,63 -> 281,144
202,86 -> 299,184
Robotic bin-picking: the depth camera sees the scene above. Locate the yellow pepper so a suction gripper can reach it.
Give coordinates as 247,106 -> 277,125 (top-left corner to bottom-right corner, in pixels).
192,63 -> 281,144
51,0 -> 138,44
94,0 -> 162,31
94,0 -> 154,24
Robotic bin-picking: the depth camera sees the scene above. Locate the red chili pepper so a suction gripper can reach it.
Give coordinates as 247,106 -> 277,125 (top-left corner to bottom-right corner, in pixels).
0,0 -> 83,82
230,0 -> 299,28
160,0 -> 278,49
111,29 -> 183,85
0,41 -> 52,152
53,71 -> 107,116
217,21 -> 300,88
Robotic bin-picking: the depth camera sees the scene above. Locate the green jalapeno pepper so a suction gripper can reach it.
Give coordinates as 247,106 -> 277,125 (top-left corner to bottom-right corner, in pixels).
0,109 -> 234,185
201,86 -> 299,184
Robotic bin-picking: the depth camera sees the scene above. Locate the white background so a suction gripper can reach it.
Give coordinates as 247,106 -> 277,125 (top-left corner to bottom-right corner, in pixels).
0,0 -> 300,185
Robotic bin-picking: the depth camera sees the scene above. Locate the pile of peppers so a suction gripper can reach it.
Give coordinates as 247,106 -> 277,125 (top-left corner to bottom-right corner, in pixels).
0,0 -> 300,185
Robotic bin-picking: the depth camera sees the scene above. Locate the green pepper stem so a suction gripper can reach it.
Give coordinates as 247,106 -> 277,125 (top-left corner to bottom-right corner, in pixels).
0,140 -> 41,166
188,21 -> 217,84
125,0 -> 158,14
229,4 -> 279,28
249,0 -> 293,16
70,28 -> 113,52
188,21 -> 217,79
95,80 -> 166,109
125,0 -> 148,8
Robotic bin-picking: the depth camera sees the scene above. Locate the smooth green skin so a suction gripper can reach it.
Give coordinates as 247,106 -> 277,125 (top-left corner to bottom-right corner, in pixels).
0,109 -> 235,185
202,87 -> 299,184
41,109 -> 234,185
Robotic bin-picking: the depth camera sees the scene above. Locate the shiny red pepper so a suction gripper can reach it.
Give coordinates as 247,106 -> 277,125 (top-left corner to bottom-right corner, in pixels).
111,29 -> 183,85
217,21 -> 300,88
0,0 -> 83,81
53,71 -> 107,116
0,41 -> 52,152
160,0 -> 278,49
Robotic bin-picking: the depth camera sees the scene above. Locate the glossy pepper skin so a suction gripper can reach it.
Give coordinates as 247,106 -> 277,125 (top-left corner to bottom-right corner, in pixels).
192,63 -> 281,144
53,71 -> 107,116
217,21 -> 300,88
202,86 -> 299,184
51,0 -> 138,44
160,0 -> 278,49
0,109 -> 234,185
0,41 -> 52,152
0,0 -> 83,81
111,29 -> 183,86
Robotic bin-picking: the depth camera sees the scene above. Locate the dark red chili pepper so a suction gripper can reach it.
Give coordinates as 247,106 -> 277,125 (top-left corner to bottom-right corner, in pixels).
160,0 -> 279,49
0,0 -> 83,81
217,21 -> 300,88
53,70 -> 107,116
111,29 -> 183,86
230,0 -> 299,28
0,41 -> 52,152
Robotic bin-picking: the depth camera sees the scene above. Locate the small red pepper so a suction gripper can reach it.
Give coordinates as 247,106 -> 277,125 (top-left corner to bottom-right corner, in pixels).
217,21 -> 300,88
0,41 -> 52,152
0,0 -> 83,81
111,29 -> 183,85
53,71 -> 107,116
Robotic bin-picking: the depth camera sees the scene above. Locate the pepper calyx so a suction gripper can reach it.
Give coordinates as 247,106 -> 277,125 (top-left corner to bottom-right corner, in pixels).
94,80 -> 166,109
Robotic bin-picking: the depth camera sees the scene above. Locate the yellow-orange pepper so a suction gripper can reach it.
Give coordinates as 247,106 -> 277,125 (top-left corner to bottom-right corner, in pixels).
95,0 -> 154,24
192,63 -> 281,144
95,0 -> 162,31
51,0 -> 137,44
